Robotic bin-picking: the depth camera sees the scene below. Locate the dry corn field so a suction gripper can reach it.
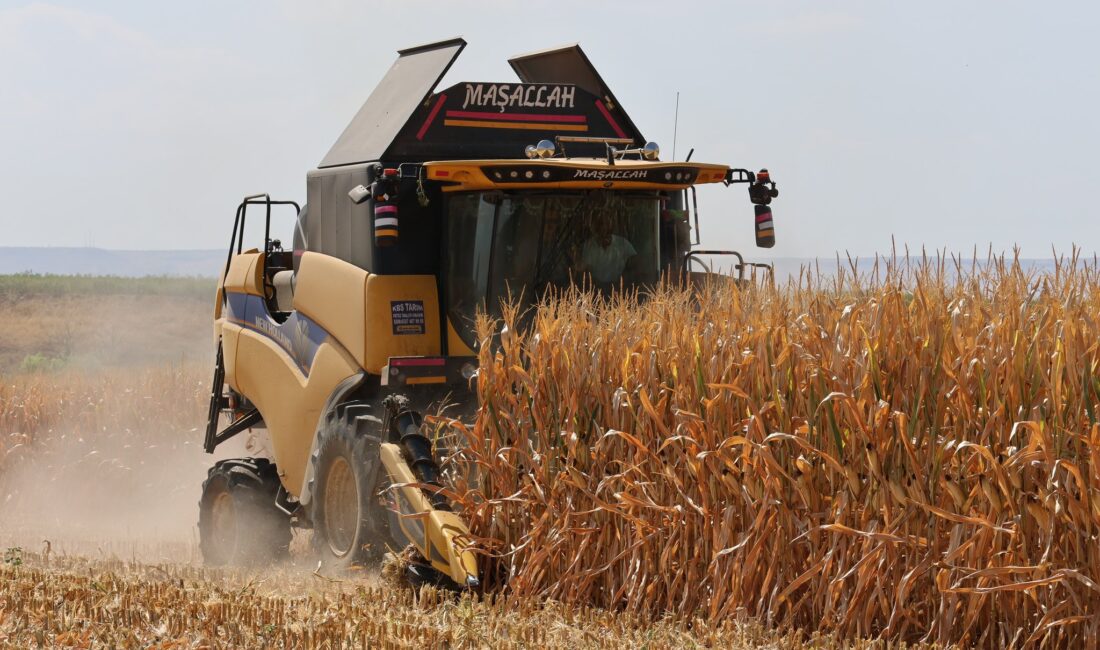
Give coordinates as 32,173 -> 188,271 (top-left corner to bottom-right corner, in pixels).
445,254 -> 1100,647
2,257 -> 1099,647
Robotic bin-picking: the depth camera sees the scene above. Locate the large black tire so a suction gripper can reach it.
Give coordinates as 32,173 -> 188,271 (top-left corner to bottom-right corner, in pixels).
308,402 -> 391,569
198,458 -> 291,566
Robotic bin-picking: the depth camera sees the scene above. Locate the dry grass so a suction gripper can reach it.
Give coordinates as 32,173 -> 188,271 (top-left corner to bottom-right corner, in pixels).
447,252 -> 1100,647
0,274 -> 213,373
0,363 -> 208,445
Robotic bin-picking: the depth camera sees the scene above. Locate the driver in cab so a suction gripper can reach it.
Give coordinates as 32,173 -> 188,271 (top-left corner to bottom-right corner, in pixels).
578,214 -> 636,285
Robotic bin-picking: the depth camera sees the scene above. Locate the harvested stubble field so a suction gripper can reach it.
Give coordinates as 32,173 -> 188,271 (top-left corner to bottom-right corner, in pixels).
0,552 -> 849,649
2,256 -> 1099,648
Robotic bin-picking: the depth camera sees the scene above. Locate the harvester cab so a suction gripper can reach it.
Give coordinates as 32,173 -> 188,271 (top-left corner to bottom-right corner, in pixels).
200,38 -> 779,588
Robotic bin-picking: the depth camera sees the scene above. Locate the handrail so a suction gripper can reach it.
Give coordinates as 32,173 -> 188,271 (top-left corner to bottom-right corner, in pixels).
685,249 -> 746,282
221,194 -> 302,289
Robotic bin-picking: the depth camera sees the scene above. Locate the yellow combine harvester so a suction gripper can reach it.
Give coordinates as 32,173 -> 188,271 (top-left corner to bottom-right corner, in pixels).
198,38 -> 779,588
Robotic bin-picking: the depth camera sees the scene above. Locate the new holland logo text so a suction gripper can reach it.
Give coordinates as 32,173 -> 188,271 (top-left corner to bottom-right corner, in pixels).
254,316 -> 293,353
572,169 -> 650,181
462,83 -> 576,112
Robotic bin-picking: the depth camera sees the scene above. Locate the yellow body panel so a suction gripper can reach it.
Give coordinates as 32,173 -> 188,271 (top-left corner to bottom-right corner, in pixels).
293,252 -> 369,364
221,322 -> 241,390
380,443 -> 478,584
363,274 -> 441,373
292,252 -> 442,374
223,251 -> 266,297
213,285 -> 224,320
229,329 -> 359,497
424,159 -> 730,192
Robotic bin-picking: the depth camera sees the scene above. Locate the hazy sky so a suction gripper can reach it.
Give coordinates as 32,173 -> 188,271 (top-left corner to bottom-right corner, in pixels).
2,1 -> 1097,259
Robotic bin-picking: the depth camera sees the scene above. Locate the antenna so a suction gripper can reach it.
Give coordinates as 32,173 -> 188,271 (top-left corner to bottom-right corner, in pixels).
672,91 -> 680,161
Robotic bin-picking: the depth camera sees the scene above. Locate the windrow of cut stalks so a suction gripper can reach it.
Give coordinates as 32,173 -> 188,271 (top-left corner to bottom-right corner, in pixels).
447,254 -> 1100,647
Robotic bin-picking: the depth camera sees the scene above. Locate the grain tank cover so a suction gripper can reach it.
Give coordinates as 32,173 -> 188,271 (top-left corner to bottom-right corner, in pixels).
507,43 -> 643,144
319,38 -> 466,168
320,39 -> 646,166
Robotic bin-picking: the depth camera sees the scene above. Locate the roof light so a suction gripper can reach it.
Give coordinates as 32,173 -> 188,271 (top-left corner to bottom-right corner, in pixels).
535,139 -> 555,158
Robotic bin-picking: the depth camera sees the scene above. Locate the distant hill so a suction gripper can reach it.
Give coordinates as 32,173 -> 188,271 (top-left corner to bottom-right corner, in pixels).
0,248 -> 814,280
0,248 -> 223,277
0,247 -> 1067,281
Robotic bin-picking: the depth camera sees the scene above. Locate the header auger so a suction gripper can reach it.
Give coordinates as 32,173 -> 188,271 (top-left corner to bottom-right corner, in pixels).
199,38 -> 779,588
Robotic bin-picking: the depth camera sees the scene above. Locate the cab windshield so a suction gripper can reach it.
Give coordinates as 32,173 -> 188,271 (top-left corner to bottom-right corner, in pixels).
445,190 -> 659,346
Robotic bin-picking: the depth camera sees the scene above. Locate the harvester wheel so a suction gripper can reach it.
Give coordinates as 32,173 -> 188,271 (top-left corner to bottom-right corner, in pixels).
198,458 -> 291,566
309,403 -> 389,569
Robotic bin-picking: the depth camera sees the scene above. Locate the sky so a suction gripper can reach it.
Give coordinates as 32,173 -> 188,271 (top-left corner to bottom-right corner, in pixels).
1,1 -> 1097,259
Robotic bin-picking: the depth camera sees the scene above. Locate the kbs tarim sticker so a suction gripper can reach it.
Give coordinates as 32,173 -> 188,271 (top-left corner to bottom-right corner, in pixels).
391,300 -> 425,335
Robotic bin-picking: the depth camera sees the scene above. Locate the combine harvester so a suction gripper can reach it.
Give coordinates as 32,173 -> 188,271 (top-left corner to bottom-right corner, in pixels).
199,38 -> 779,589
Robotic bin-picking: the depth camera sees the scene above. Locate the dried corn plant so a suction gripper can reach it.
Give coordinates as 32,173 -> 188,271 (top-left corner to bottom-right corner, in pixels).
0,363 -> 207,447
448,252 -> 1100,647
0,363 -> 208,476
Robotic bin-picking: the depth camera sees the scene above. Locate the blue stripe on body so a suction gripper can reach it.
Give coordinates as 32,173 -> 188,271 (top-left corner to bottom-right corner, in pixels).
224,291 -> 330,376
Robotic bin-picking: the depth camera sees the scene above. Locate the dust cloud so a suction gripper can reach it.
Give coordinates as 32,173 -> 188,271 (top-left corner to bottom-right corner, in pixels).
0,284 -> 276,563
3,427 -> 201,560
0,418 -> 263,562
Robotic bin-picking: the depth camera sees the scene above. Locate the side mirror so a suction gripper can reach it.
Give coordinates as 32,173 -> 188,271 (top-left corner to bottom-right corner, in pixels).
724,167 -> 779,248
748,169 -> 778,248
348,184 -> 370,204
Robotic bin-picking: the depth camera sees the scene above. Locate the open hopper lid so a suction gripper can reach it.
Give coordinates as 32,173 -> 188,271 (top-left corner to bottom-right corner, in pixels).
319,37 -> 466,168
508,43 -> 643,142
321,38 -> 646,165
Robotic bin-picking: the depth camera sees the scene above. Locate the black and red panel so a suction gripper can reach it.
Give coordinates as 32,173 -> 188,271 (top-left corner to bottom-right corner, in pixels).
387,82 -> 642,161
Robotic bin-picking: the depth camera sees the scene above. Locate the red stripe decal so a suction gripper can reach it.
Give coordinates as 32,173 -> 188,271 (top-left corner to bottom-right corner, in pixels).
390,357 -> 446,367
595,100 -> 627,138
416,94 -> 447,141
444,110 -> 586,124
375,204 -> 397,214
